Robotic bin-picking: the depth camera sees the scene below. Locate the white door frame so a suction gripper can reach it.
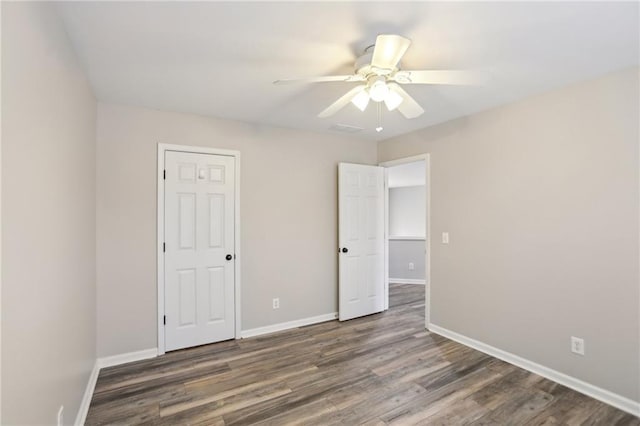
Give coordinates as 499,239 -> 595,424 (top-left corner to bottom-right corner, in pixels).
378,154 -> 431,329
157,143 -> 241,355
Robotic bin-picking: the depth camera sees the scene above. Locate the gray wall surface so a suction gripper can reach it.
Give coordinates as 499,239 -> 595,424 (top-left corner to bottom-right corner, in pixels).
378,67 -> 640,402
96,103 -> 377,357
389,186 -> 426,237
388,185 -> 427,281
1,2 -> 97,424
389,239 -> 426,281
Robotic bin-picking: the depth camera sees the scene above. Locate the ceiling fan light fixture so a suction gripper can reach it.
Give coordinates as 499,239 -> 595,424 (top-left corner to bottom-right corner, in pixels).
369,79 -> 389,102
351,90 -> 370,111
383,89 -> 403,111
279,34 -> 465,120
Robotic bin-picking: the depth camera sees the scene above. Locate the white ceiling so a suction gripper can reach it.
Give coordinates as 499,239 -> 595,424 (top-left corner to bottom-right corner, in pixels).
388,161 -> 425,188
57,2 -> 639,142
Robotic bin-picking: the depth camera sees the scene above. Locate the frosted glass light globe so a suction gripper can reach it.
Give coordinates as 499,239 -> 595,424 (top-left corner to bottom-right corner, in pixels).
369,80 -> 389,102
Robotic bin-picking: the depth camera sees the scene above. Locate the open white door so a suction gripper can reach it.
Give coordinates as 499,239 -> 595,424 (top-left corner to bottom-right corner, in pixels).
164,150 -> 235,351
338,163 -> 385,321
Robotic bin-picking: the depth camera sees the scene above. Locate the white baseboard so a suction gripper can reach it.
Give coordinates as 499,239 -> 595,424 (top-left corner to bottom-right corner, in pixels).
428,324 -> 640,417
73,313 -> 336,423
75,348 -> 158,425
389,278 -> 426,285
241,312 -> 338,339
97,348 -> 158,369
74,360 -> 99,426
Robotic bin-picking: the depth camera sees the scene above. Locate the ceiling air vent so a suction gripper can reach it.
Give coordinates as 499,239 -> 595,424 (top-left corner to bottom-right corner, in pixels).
329,123 -> 364,133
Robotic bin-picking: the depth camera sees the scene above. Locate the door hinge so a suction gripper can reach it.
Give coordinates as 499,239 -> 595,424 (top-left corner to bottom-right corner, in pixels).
163,169 -> 166,180
163,242 -> 166,252
163,315 -> 166,325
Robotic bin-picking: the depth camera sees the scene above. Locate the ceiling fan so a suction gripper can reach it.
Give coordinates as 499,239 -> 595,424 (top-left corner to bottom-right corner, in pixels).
274,34 -> 479,120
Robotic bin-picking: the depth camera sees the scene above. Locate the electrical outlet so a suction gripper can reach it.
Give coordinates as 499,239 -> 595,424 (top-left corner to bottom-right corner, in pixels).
57,406 -> 64,426
442,232 -> 450,244
272,298 -> 280,309
408,262 -> 414,270
571,336 -> 585,355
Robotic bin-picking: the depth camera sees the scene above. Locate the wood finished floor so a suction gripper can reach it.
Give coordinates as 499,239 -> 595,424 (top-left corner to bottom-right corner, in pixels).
87,284 -> 639,425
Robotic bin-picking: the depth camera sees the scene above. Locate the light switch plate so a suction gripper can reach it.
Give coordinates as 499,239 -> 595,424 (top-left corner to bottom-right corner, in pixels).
442,232 -> 450,244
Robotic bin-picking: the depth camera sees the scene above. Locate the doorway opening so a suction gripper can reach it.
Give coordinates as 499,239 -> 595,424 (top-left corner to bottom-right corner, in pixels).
380,155 -> 430,328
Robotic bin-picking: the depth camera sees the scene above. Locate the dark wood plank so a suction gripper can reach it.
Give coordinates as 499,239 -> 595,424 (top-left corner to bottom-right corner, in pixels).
85,283 -> 638,425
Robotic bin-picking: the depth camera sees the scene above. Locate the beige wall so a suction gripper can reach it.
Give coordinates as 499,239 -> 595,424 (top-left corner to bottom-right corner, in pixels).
96,103 -> 377,357
1,2 -> 97,424
379,67 -> 640,401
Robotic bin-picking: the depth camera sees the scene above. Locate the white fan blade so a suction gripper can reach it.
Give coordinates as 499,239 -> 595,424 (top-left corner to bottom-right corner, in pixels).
318,85 -> 367,118
393,70 -> 482,85
388,83 -> 424,119
274,75 -> 364,85
371,35 -> 411,72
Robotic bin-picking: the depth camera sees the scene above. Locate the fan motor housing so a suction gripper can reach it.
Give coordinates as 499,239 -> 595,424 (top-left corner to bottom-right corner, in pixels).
355,51 -> 400,77
354,51 -> 373,75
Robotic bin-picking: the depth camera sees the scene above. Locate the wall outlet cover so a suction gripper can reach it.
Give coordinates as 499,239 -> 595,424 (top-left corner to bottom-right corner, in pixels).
571,336 -> 585,355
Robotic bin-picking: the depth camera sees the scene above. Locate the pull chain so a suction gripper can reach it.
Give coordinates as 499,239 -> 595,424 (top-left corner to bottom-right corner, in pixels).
376,102 -> 383,133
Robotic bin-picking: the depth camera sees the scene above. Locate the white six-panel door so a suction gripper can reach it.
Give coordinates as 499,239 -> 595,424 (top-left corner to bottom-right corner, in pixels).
164,151 -> 235,351
338,163 -> 385,321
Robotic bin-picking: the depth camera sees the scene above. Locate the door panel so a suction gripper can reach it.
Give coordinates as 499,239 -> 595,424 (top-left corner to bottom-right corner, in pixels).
178,269 -> 196,326
165,151 -> 235,351
208,194 -> 225,248
207,267 -> 226,322
339,163 -> 385,321
178,193 -> 196,249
